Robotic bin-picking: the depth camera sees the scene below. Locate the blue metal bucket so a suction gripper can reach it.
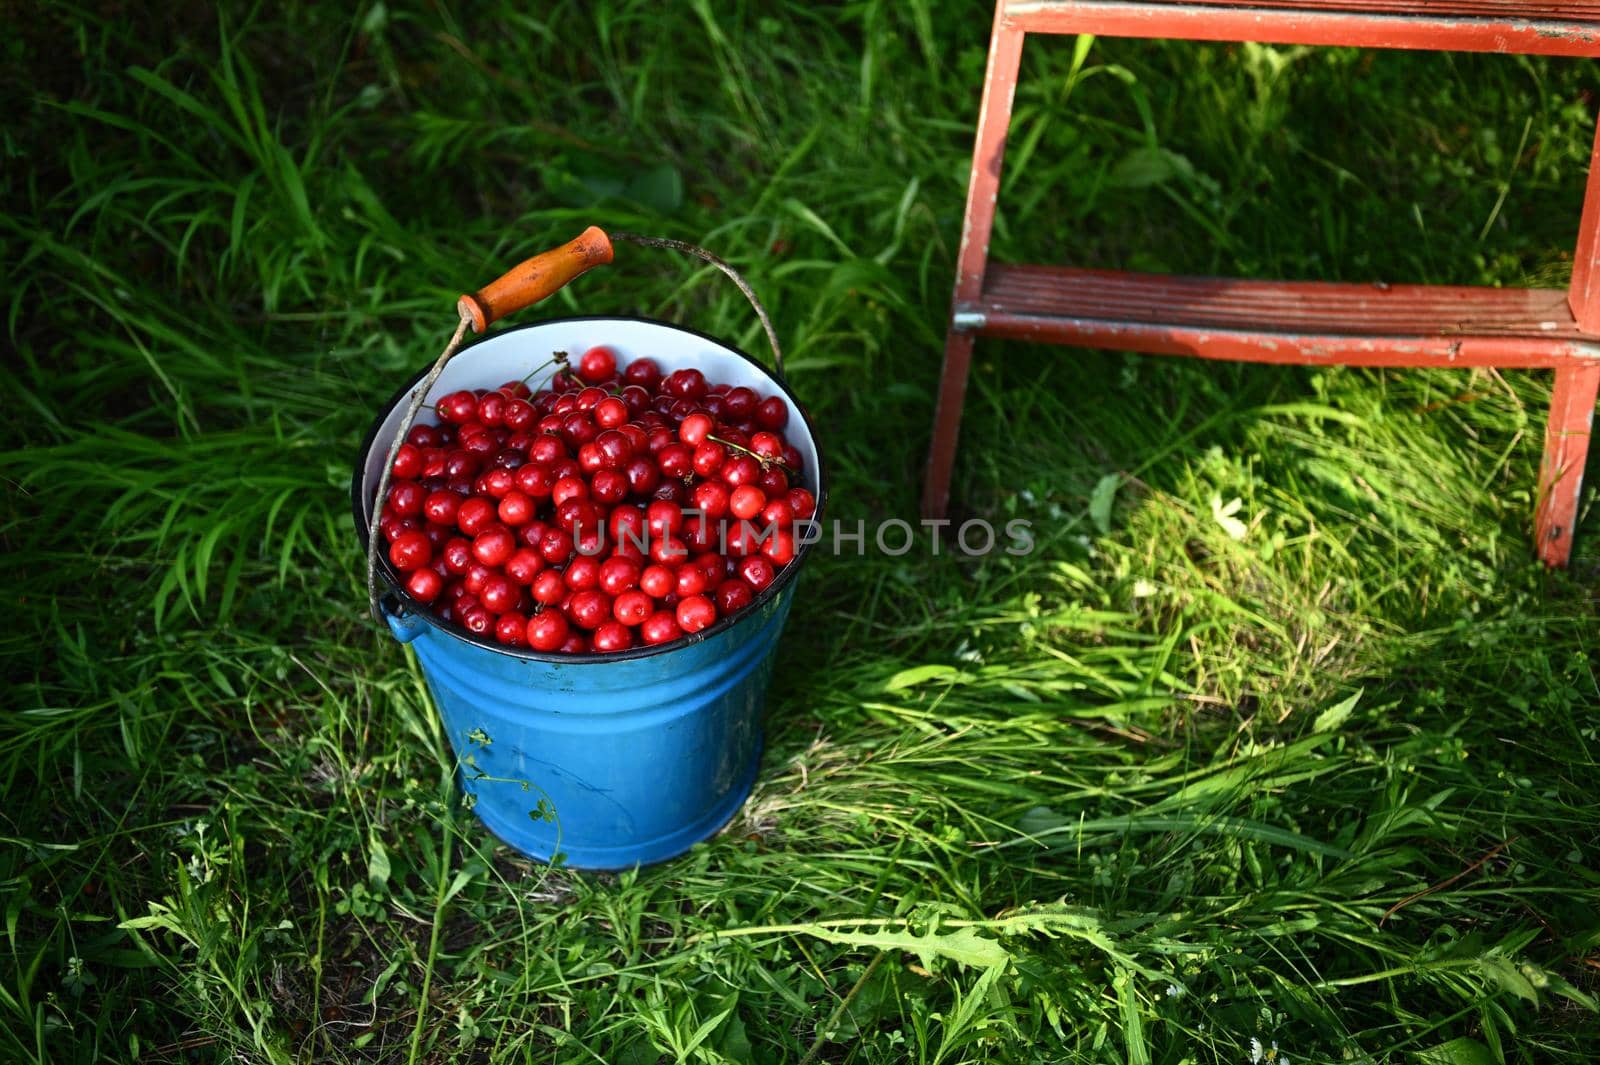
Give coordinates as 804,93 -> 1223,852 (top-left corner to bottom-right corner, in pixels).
353,316 -> 825,869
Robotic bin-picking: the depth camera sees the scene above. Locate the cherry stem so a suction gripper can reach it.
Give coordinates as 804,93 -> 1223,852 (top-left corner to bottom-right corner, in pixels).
706,434 -> 794,474
518,350 -> 570,389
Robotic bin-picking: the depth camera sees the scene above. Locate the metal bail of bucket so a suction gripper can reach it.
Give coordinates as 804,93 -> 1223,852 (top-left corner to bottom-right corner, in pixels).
354,229 -> 826,870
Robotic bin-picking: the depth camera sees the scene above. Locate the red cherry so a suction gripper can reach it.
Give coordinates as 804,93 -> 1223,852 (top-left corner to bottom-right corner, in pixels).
561,411 -> 599,448
552,475 -> 589,507
724,386 -> 757,418
675,564 -> 708,598
724,520 -> 759,557
576,386 -> 608,411
563,554 -> 601,591
591,468 -> 628,505
679,412 -> 714,447
436,390 -> 478,424
498,491 -> 534,526
392,444 -> 424,479
594,396 -> 629,428
406,424 -> 443,448
613,590 -> 652,627
692,441 -> 726,478
442,537 -> 474,574
406,567 -> 444,603
577,442 -> 605,475
619,384 -> 652,415
640,564 -> 675,599
514,462 -> 555,499
682,514 -> 716,552
781,442 -> 803,472
540,526 -> 575,566
640,610 -> 683,645
760,528 -> 796,565
531,569 -> 566,606
646,500 -> 684,538
676,595 -> 716,633
595,429 -> 632,469
423,489 -> 462,526
495,611 -> 529,647
461,606 -> 494,635
738,555 -> 775,590
760,498 -> 795,526
472,525 -> 516,567
478,391 -> 507,428
624,457 -> 660,496
692,481 -> 730,520
749,432 -> 784,461
444,450 -> 480,479
729,485 -> 766,521
598,557 -> 641,596
503,398 -> 535,431
756,465 -> 789,496
609,505 -> 648,551
593,621 -> 633,653
388,479 -> 425,517
388,531 -> 431,571
530,435 -> 566,464
663,368 -> 707,400
558,632 -> 590,655
480,574 -> 519,614
622,357 -> 662,390
658,443 -> 694,480
650,535 -> 689,566
755,396 -> 789,429
568,590 -> 612,630
526,610 -> 570,652
787,487 -> 817,520
464,562 -> 493,596
715,578 -> 753,615
505,547 -> 545,584
721,454 -> 761,487
578,346 -> 618,384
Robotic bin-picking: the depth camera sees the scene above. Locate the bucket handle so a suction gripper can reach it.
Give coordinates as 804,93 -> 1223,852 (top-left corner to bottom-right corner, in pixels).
366,227 -> 786,625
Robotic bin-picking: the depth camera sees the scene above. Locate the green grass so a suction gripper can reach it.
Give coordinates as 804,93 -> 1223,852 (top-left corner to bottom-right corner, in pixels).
5,3 -> 1600,1062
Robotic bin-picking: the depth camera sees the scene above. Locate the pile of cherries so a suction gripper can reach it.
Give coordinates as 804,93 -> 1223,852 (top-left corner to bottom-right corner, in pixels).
378,345 -> 815,654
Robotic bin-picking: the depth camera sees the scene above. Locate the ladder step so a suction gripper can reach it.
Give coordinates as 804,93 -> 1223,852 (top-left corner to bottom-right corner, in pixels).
1004,1 -> 1600,56
974,265 -> 1600,368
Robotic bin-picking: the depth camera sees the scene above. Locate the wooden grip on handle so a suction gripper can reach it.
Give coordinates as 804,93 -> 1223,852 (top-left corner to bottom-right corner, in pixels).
457,226 -> 614,333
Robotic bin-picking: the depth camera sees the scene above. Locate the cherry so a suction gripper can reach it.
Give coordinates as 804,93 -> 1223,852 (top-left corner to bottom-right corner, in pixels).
406,567 -> 444,603
624,457 -> 660,496
646,499 -> 684,538
787,487 -> 817,520
650,535 -> 689,566
442,537 -> 474,574
480,574 -> 518,614
505,547 -> 545,584
531,569 -> 566,606
563,554 -> 601,591
675,564 -> 708,598
591,468 -> 628,505
692,481 -> 730,520
721,454 -> 761,487
461,606 -> 494,635
760,498 -> 795,526
578,345 -> 618,384
692,441 -> 726,478
552,475 -> 588,507
757,466 -> 789,496
640,610 -> 683,645
392,444 -> 424,479
738,555 -> 775,591
436,390 -> 478,424
504,398 -> 535,431
388,530 -> 431,571
619,384 -> 652,415
724,386 -> 757,419
406,424 -> 444,448
676,595 -> 716,633
760,528 -> 796,565
658,443 -> 694,480
613,589 -> 653,626
622,357 -> 662,390
679,412 -> 714,447
715,578 -> 753,615
729,485 -> 766,521
526,609 -> 569,652
388,479 -> 425,517
472,525 -> 516,567
640,564 -> 675,599
662,367 -> 708,400
592,621 -> 633,653
529,435 -> 566,464
755,395 -> 789,429
598,556 -> 641,596
498,490 -> 534,526
569,590 -> 612,630
424,489 -> 462,526
539,526 -> 575,566
558,632 -> 590,654
594,395 -> 628,428
478,391 -> 507,427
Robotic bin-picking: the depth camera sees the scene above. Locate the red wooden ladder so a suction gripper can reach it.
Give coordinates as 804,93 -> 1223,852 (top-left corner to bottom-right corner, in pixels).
923,1 -> 1600,565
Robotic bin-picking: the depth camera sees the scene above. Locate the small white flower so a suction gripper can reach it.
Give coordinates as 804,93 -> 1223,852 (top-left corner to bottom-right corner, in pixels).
1165,983 -> 1186,999
1248,1038 -> 1288,1064
1250,1038 -> 1264,1064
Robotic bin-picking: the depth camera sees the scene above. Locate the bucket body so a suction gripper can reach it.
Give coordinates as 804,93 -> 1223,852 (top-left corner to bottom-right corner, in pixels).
354,317 -> 824,869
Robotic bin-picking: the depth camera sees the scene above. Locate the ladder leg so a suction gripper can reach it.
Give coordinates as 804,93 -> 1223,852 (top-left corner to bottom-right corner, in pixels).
922,4 -> 1025,519
1535,364 -> 1599,566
